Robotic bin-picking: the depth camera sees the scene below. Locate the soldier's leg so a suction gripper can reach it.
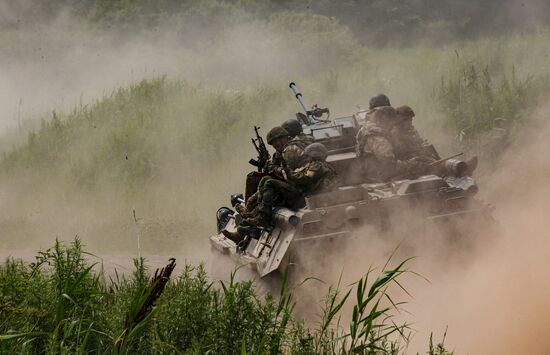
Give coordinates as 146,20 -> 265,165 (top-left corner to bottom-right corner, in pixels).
255,176 -> 272,204
235,191 -> 258,216
245,177 -> 291,227
267,179 -> 302,208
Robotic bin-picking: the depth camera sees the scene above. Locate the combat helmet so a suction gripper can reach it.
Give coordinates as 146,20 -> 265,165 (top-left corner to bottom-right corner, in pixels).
282,118 -> 303,138
369,94 -> 391,109
267,126 -> 289,145
304,143 -> 328,161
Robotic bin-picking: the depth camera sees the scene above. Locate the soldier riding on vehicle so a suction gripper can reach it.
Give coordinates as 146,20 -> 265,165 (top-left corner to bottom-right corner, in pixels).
237,125 -> 311,217
356,106 -> 433,181
364,93 -> 391,122
392,105 -> 433,161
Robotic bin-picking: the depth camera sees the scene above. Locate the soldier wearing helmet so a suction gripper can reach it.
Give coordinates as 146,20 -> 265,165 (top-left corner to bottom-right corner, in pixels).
363,93 -> 392,123
240,125 -> 311,227
266,126 -> 290,153
369,94 -> 391,110
281,119 -> 303,139
391,105 -> 431,160
356,106 -> 398,158
266,123 -> 312,173
284,143 -> 338,195
244,142 -> 337,228
355,106 -> 431,181
281,118 -> 314,168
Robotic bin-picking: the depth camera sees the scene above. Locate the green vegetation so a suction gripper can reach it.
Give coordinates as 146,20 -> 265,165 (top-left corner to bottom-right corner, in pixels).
4,31 -> 550,189
0,239 -> 453,354
436,64 -> 550,139
1,78 -> 287,192
5,0 -> 550,46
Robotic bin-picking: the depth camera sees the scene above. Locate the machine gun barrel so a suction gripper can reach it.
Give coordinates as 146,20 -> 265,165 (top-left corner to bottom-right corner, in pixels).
289,82 -> 312,123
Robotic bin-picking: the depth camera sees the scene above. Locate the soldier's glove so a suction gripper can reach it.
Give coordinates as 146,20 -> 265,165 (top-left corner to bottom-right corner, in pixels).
282,169 -> 289,181
271,166 -> 284,178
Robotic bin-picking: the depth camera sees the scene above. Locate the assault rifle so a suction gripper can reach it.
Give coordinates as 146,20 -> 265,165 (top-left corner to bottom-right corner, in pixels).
249,126 -> 270,172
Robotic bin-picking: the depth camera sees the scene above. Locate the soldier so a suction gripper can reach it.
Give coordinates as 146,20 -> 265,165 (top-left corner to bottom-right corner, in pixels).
369,94 -> 391,110
364,93 -> 392,123
245,142 -> 337,228
356,106 -> 431,181
284,143 -> 338,195
237,126 -> 309,219
392,105 -> 430,160
280,119 -> 314,170
282,118 -> 302,139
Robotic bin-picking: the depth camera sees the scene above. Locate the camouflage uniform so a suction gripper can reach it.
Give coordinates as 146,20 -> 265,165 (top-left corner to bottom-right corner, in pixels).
265,134 -> 313,173
257,176 -> 303,211
392,105 -> 438,163
391,125 -> 427,160
356,116 -> 429,181
245,143 -> 332,228
242,133 -> 312,225
284,134 -> 314,169
285,160 -> 338,195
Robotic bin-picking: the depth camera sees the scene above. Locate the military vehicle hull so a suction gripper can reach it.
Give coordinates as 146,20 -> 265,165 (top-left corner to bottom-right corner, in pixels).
210,174 -> 494,278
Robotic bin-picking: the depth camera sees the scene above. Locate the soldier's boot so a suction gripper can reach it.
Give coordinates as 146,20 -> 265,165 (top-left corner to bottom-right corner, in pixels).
235,204 -> 259,219
234,204 -> 247,215
222,229 -> 244,244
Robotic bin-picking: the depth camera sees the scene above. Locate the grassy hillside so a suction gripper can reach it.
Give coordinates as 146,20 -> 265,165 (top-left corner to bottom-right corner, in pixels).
3,30 -> 550,186
0,29 -> 549,254
0,31 -> 550,255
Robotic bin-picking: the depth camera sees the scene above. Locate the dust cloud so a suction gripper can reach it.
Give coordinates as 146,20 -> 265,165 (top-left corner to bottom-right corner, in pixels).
0,7 -> 354,138
291,103 -> 550,354
0,3 -> 354,257
408,104 -> 550,354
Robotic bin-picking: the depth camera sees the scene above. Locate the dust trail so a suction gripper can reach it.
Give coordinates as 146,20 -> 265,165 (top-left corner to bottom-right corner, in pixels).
403,104 -> 550,354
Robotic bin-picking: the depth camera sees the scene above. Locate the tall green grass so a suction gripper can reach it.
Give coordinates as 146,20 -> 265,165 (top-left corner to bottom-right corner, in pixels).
0,238 -> 451,354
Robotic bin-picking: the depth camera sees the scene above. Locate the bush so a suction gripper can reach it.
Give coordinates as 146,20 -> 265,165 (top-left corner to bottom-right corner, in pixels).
0,238 -> 452,354
435,63 -> 550,151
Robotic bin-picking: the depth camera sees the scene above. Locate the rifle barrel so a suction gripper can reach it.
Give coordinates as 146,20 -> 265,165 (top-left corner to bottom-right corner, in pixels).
429,152 -> 464,166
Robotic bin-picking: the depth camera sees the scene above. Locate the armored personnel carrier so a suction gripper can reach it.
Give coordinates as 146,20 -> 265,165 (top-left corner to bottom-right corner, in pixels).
210,83 -> 494,278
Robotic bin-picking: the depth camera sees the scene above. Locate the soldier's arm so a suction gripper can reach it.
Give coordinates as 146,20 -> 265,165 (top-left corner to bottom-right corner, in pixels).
282,145 -> 308,170
369,136 -> 428,178
265,152 -> 283,175
285,163 -> 321,186
409,127 -> 429,147
367,136 -> 396,161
